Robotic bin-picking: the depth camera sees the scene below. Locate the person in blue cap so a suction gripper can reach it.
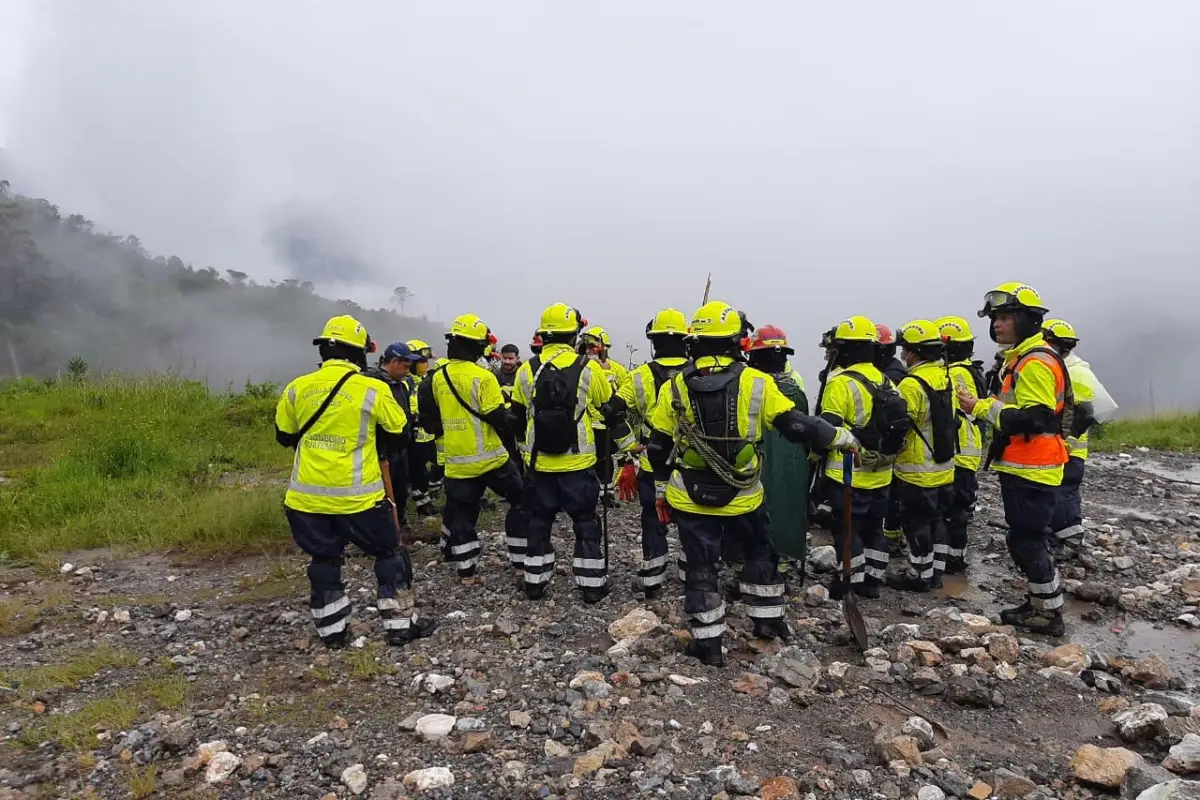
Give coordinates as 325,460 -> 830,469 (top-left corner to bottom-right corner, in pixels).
365,342 -> 424,529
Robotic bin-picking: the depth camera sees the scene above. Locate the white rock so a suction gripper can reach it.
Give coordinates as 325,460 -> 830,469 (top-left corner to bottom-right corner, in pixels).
1136,779 -> 1200,800
421,673 -> 456,694
403,766 -> 455,793
415,714 -> 457,741
669,674 -> 703,686
804,585 -> 830,606
995,663 -> 1019,681
75,566 -> 93,577
60,562 -> 75,574
828,661 -> 851,678
445,610 -> 468,620
204,751 -> 241,784
175,609 -> 193,622
196,740 -> 228,764
902,716 -> 936,750
808,545 -> 838,572
959,613 -> 993,631
113,609 -> 131,624
341,763 -> 368,795
918,786 -> 947,800
95,610 -> 109,625
352,636 -> 367,649
1113,703 -> 1169,742
305,732 -> 328,746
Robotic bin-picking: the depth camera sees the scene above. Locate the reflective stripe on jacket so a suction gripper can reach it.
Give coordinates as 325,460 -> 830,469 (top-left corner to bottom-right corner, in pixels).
894,361 -> 955,488
973,334 -> 1067,486
430,360 -> 510,479
649,356 -> 793,517
615,357 -> 689,471
513,343 -> 612,473
276,360 -> 408,514
948,360 -> 984,471
820,362 -> 893,490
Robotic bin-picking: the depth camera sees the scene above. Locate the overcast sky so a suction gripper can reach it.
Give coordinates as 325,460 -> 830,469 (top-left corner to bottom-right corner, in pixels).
2,1 -> 1198,408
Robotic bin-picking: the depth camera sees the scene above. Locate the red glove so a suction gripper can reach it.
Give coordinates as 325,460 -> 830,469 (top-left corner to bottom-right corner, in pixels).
655,497 -> 673,525
616,463 -> 638,502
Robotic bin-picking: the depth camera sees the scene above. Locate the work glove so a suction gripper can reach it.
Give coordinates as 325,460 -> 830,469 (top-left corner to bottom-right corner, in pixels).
654,482 -> 673,525
616,462 -> 638,502
830,427 -> 860,452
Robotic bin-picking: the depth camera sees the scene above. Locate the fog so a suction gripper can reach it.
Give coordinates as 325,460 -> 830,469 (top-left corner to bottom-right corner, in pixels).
2,1 -> 1198,410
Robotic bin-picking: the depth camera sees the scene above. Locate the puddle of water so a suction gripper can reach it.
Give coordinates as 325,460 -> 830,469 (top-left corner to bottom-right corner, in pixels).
1130,461 -> 1200,485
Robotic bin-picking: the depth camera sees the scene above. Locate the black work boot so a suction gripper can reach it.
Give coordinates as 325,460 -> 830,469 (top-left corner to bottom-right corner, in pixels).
385,616 -> 438,646
685,638 -> 725,667
999,600 -> 1033,626
855,579 -> 881,600
321,629 -> 350,650
601,490 -> 617,509
752,618 -> 793,642
886,572 -> 931,593
826,577 -> 849,601
581,582 -> 611,605
640,582 -> 662,601
1019,611 -> 1065,637
722,578 -> 743,602
930,573 -> 944,590
524,584 -> 546,601
944,557 -> 967,575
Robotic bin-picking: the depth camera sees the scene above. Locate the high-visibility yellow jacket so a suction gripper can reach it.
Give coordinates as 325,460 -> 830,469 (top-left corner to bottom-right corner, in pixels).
948,360 -> 984,472
589,359 -> 628,430
615,357 -> 689,471
409,372 -> 436,444
1064,353 -> 1096,461
894,361 -> 956,488
819,362 -> 894,490
649,356 -> 795,517
276,360 -> 408,514
512,343 -> 612,473
423,359 -> 510,479
972,334 -> 1068,487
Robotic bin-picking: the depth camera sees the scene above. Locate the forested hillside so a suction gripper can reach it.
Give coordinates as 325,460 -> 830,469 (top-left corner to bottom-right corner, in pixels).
0,180 -> 441,386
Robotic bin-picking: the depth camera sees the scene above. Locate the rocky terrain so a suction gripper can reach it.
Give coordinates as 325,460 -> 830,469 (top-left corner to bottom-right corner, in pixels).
3,451 -> 1200,799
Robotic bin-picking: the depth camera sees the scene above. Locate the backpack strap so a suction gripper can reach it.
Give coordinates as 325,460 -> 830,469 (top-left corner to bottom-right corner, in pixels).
904,373 -> 944,457
439,364 -> 492,425
295,370 -> 356,441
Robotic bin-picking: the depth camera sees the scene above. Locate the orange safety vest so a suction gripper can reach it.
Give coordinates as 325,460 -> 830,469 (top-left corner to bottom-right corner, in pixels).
993,348 -> 1069,473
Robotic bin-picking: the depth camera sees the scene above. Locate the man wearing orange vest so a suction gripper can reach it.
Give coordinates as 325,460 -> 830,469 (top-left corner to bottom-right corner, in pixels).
957,282 -> 1069,636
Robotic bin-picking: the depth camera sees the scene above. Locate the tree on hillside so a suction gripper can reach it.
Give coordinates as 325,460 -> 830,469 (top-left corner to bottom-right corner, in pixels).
391,285 -> 414,315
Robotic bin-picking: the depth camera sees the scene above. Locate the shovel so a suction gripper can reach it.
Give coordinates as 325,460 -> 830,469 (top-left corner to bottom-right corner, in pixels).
380,456 -> 407,547
841,450 -> 869,651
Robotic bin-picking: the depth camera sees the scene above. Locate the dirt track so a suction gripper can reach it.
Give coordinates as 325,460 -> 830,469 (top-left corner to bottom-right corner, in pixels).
2,452 -> 1200,799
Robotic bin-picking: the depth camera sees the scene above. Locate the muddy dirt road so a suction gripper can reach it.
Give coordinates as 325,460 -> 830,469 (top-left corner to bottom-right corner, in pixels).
2,451 -> 1200,799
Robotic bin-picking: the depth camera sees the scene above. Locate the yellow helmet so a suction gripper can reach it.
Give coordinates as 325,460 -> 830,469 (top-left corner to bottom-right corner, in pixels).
829,315 -> 879,344
1042,318 -> 1078,342
689,301 -> 745,339
406,339 -> 433,359
897,319 -> 943,348
936,315 -> 975,343
582,326 -> 611,348
978,282 -> 1048,318
538,303 -> 586,335
446,313 -> 492,342
313,314 -> 372,350
646,308 -> 689,336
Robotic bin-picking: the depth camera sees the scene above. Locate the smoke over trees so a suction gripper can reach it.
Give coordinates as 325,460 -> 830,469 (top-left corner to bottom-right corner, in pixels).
0,181 -> 442,386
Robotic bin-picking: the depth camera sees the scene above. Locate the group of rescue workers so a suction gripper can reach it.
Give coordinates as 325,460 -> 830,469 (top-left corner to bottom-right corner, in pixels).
274,281 -> 1112,666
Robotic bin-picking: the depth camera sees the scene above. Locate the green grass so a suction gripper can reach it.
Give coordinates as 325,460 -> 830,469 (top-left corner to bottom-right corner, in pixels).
1091,414 -> 1200,453
20,672 -> 191,749
0,375 -> 292,558
0,644 -> 139,695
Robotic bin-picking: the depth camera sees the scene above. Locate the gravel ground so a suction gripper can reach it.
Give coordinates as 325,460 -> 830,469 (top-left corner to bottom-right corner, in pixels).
3,451 -> 1200,799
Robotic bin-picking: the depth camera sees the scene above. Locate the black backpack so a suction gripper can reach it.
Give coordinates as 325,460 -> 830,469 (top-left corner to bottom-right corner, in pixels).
840,370 -> 912,457
907,374 -> 958,463
965,360 -> 987,397
528,354 -> 588,456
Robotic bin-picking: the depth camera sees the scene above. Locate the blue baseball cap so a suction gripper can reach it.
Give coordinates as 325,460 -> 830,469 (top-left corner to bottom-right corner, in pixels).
382,342 -> 422,362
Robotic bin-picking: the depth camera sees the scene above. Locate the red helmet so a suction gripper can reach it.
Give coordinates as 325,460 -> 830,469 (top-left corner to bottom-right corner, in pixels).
875,324 -> 895,345
748,325 -> 794,355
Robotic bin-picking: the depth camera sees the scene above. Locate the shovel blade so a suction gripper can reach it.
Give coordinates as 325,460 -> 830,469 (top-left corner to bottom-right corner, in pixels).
842,591 -> 869,651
